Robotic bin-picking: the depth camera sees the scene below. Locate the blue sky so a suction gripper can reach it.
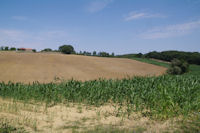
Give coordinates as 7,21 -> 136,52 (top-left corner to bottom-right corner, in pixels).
0,0 -> 200,54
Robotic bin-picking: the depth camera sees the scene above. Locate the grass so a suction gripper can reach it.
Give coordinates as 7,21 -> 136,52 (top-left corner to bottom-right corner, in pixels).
128,57 -> 170,68
186,64 -> 200,75
126,57 -> 200,75
0,122 -> 26,133
175,113 -> 200,133
78,125 -> 146,133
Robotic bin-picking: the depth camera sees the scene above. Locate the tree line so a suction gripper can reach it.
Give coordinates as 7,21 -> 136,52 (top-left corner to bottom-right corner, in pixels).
0,46 -> 36,52
0,45 -> 115,57
145,51 -> 200,65
58,45 -> 115,57
1,45 -> 199,65
117,50 -> 200,65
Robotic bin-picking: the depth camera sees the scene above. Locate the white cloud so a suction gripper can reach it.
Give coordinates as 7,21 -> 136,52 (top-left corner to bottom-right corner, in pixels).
87,0 -> 113,13
140,20 -> 200,39
0,29 -> 69,49
124,11 -> 165,21
11,16 -> 28,21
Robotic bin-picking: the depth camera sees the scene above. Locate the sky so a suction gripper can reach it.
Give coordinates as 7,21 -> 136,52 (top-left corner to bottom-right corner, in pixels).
0,0 -> 200,54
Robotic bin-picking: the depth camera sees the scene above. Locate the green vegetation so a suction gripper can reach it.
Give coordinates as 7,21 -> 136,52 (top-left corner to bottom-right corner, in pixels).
79,125 -> 145,133
187,64 -> 200,75
127,57 -> 169,68
10,47 -> 16,51
175,114 -> 200,133
0,122 -> 25,133
32,49 -> 36,52
41,48 -> 52,52
167,59 -> 189,75
5,46 -> 9,51
0,75 -> 199,120
145,50 -> 200,65
117,50 -> 200,65
78,51 -> 114,57
117,55 -> 200,75
0,48 -> 199,132
59,45 -> 75,54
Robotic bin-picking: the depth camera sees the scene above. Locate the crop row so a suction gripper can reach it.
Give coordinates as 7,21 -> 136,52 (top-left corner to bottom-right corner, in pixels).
0,75 -> 199,119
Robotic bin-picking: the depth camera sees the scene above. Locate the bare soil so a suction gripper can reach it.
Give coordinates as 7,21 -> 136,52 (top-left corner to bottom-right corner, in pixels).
0,52 -> 167,83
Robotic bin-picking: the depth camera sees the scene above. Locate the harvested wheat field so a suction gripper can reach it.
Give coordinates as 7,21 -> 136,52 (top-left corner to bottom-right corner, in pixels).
0,52 -> 166,83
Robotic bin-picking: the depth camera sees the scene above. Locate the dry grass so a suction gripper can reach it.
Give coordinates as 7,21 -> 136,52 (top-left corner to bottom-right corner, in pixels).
0,52 -> 166,83
0,98 -> 176,133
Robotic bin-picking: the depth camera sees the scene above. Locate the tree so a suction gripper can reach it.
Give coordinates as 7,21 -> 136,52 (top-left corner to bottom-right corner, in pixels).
59,45 -> 75,54
10,47 -> 16,51
93,51 -> 97,56
79,51 -> 83,55
32,49 -> 36,52
111,52 -> 115,57
0,46 -> 4,51
5,46 -> 9,51
42,48 -> 52,52
86,52 -> 91,56
145,50 -> 200,65
98,52 -> 110,57
136,53 -> 143,58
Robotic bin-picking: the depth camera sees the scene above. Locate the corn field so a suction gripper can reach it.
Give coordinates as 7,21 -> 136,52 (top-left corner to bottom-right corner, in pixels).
0,75 -> 199,119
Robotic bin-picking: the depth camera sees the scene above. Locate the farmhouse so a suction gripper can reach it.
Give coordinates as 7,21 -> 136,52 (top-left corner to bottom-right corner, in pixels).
18,48 -> 33,52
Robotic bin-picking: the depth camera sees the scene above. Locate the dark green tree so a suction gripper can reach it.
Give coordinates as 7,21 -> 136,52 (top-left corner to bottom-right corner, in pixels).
59,45 -> 75,54
5,46 -> 9,51
111,52 -> 115,57
93,51 -> 97,56
136,53 -> 143,58
32,49 -> 36,52
42,48 -> 52,52
10,47 -> 16,51
98,52 -> 110,57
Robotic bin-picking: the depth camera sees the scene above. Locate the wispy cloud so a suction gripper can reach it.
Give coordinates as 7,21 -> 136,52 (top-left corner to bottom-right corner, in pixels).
87,0 -> 113,13
124,11 -> 165,21
140,20 -> 200,39
11,16 -> 28,21
0,29 -> 69,49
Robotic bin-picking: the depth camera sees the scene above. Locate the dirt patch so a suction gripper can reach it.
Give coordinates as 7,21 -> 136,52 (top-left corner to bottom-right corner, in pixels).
0,52 -> 167,83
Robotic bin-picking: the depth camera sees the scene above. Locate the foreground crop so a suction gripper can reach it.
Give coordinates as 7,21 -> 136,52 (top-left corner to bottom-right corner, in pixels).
0,75 -> 199,119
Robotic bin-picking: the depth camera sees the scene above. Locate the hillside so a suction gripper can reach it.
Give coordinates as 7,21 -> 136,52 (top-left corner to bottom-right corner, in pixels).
0,52 -> 167,83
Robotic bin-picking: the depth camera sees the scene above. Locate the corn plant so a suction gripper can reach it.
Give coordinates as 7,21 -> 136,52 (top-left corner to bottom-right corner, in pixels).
0,75 -> 199,119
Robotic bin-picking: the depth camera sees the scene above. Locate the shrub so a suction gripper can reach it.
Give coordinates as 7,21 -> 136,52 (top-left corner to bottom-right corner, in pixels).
136,53 -> 143,58
167,59 -> 189,75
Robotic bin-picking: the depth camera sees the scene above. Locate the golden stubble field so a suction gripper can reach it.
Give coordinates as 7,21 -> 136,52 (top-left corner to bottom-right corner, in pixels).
0,51 -> 167,83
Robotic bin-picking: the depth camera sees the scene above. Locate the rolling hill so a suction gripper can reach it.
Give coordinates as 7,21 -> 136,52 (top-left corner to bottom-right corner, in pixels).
0,52 -> 167,83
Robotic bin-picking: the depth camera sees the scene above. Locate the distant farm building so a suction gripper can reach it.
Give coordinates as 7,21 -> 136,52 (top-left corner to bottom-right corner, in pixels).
18,48 -> 33,52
